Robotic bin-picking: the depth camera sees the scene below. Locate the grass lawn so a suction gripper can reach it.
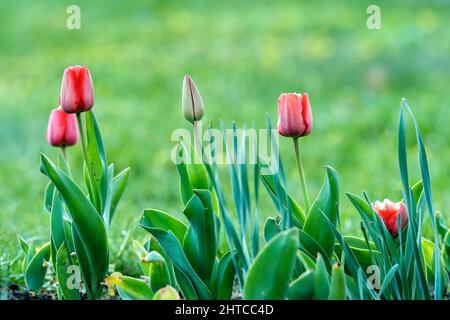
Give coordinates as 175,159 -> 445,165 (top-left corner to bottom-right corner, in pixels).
1,0 -> 449,283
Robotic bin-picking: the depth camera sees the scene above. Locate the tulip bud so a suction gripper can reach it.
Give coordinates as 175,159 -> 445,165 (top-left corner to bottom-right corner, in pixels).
46,107 -> 78,147
182,75 -> 204,123
277,92 -> 312,138
60,65 -> 94,114
373,199 -> 408,237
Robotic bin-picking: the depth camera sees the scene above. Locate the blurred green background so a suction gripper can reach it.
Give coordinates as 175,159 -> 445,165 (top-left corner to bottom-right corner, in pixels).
1,0 -> 449,281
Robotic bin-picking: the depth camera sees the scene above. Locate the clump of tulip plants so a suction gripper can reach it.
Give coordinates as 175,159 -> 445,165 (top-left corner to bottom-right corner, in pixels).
20,66 -> 130,299
20,70 -> 450,300
254,98 -> 449,300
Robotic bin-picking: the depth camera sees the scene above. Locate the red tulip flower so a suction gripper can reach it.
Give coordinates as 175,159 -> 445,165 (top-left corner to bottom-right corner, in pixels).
46,107 -> 78,147
277,92 -> 313,212
60,65 -> 94,114
277,93 -> 312,138
373,199 -> 408,237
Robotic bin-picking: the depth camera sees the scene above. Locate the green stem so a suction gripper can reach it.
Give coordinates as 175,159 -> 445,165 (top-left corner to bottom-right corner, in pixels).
61,146 -> 67,160
76,113 -> 89,165
293,137 -> 310,212
193,120 -> 202,164
60,146 -> 73,176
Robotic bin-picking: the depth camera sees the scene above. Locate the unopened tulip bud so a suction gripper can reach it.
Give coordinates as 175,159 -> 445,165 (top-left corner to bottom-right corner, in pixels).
46,107 -> 78,147
60,65 -> 94,114
182,75 -> 204,123
277,92 -> 312,138
373,199 -> 408,237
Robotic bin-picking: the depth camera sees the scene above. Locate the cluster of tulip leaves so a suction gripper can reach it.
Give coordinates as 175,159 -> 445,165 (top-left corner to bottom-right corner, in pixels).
19,111 -> 130,299
109,142 -> 236,300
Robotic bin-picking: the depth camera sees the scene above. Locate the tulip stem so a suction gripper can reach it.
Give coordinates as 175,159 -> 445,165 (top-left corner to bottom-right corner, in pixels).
59,146 -> 72,177
76,113 -> 89,166
293,137 -> 310,212
61,146 -> 67,160
193,120 -> 202,164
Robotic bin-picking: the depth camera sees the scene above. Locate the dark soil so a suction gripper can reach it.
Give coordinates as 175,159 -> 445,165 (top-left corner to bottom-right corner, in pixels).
7,283 -> 122,300
8,284 -> 56,300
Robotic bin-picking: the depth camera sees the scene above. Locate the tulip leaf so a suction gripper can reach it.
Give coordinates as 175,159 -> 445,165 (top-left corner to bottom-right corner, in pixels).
346,193 -> 373,220
297,251 -> 316,270
71,225 -> 92,297
55,244 -> 81,300
101,164 -> 114,226
109,167 -> 130,223
40,153 -> 109,296
263,217 -> 281,242
50,191 -> 66,264
377,264 -> 399,299
143,251 -> 171,293
214,250 -> 236,299
182,190 -> 218,283
298,230 -> 332,272
141,209 -> 187,244
288,269 -> 315,300
303,166 -> 339,259
260,174 -> 306,225
139,214 -> 212,299
411,180 -> 423,205
444,230 -> 450,272
106,273 -> 153,300
84,111 -> 106,213
44,182 -> 55,213
17,235 -> 29,255
436,212 -> 448,241
145,237 -> 177,286
243,229 -> 299,300
25,242 -> 51,291
132,240 -> 151,275
314,253 -> 330,300
174,267 -> 198,300
175,142 -> 195,205
328,263 -> 346,300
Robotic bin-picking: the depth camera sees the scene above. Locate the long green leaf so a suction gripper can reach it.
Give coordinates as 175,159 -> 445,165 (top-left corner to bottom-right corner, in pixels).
182,190 -> 218,283
25,242 -> 51,291
288,269 -> 315,300
303,166 -> 339,258
141,209 -> 187,244
139,215 -> 212,299
243,229 -> 299,300
260,174 -> 306,225
109,167 -> 130,223
214,251 -> 236,299
106,273 -> 153,300
328,263 -> 346,300
55,244 -> 81,300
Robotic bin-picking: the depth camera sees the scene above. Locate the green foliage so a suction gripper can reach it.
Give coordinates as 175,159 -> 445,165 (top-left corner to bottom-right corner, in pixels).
243,229 -> 299,299
22,241 -> 51,292
303,166 -> 339,259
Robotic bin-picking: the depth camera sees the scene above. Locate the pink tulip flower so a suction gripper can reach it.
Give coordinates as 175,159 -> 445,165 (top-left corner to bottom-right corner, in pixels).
60,65 -> 94,113
277,93 -> 312,138
46,107 -> 78,147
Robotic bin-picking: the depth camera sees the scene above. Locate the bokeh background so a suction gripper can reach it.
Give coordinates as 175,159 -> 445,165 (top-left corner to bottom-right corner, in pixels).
1,0 -> 449,280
